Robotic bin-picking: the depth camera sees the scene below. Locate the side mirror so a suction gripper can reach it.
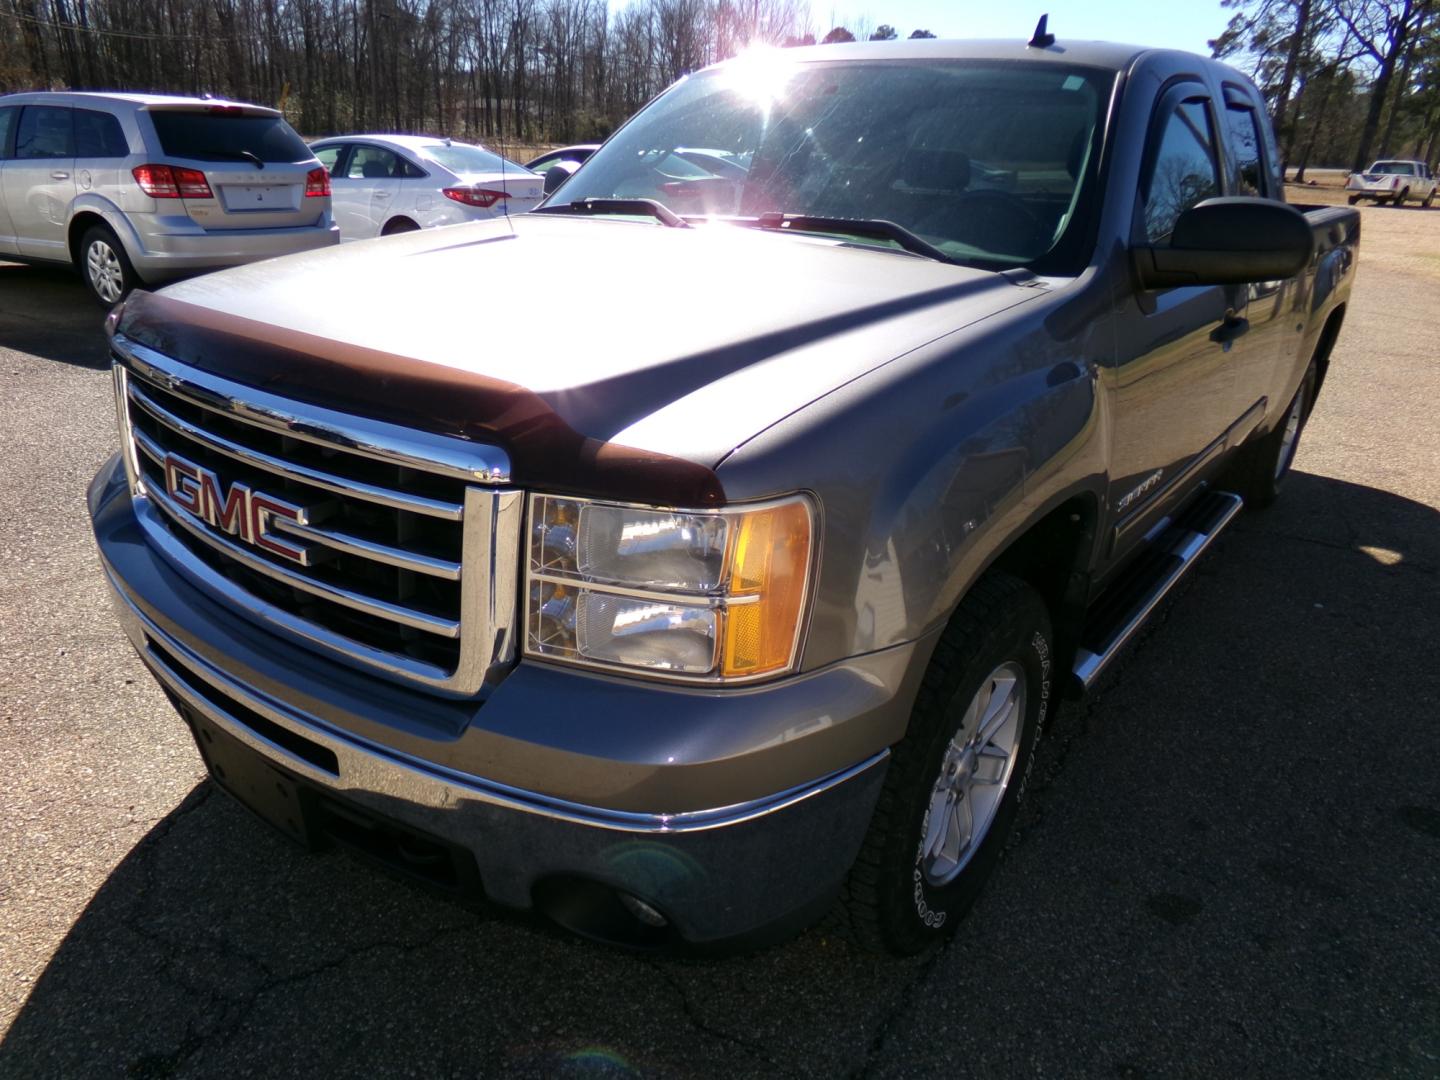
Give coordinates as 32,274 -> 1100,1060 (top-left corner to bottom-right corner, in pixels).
1133,197 -> 1313,289
542,159 -> 579,197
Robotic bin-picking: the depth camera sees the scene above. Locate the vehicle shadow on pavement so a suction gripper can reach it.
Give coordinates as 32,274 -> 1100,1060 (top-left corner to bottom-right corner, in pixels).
2,472 -> 1437,1078
0,264 -> 111,369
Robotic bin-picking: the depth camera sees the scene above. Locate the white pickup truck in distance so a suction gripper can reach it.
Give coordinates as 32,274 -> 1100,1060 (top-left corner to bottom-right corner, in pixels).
1346,160 -> 1437,207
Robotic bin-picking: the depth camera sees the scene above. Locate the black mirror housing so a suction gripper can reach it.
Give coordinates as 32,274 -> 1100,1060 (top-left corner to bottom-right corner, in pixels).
1134,197 -> 1313,289
542,159 -> 580,197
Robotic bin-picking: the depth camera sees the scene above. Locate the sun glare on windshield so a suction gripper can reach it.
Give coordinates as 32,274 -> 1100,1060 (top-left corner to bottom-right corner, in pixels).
720,47 -> 797,109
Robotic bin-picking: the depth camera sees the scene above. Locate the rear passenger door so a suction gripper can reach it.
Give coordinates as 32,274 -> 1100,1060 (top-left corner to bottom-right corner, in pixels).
1105,84 -> 1240,564
0,106 -> 18,254
4,105 -> 76,260
332,144 -> 401,239
1218,84 -> 1291,425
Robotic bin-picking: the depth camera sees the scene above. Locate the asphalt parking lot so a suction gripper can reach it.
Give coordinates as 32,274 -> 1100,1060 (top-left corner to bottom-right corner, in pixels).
1,206 -> 1438,1078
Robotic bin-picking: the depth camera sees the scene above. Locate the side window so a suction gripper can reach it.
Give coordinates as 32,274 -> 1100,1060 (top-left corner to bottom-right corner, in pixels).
313,144 -> 344,176
1224,105 -> 1268,197
74,109 -> 130,158
398,156 -> 427,179
347,146 -> 400,180
0,106 -> 16,158
1142,98 -> 1221,243
15,106 -> 75,159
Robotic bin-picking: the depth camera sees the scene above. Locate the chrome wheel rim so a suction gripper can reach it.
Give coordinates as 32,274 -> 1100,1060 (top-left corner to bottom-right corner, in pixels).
86,240 -> 124,303
1274,386 -> 1305,481
920,661 -> 1026,887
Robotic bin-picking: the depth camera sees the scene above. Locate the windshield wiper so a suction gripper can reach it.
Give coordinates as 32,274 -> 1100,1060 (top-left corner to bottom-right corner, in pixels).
533,198 -> 688,228
201,149 -> 264,169
733,212 -> 956,264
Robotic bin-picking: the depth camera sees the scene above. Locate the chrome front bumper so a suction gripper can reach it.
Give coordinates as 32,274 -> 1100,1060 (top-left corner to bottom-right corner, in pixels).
90,455 -> 905,942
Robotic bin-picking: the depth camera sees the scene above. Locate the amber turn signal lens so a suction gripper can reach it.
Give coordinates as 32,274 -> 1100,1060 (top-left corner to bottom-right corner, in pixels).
721,500 -> 812,677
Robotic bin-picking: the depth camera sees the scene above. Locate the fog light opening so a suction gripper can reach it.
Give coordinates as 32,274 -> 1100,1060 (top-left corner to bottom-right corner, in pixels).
532,876 -> 675,949
618,891 -> 669,928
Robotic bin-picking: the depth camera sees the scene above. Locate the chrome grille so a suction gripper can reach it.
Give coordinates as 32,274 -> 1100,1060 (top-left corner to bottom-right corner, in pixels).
111,335 -> 520,695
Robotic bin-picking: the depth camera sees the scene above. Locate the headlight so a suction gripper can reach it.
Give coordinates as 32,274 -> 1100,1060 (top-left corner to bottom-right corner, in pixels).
525,493 -> 815,681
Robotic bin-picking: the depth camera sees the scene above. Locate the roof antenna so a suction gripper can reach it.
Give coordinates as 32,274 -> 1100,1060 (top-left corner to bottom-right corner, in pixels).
1028,14 -> 1056,48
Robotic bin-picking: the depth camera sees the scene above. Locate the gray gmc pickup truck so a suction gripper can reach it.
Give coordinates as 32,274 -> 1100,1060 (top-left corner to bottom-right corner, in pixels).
88,36 -> 1358,954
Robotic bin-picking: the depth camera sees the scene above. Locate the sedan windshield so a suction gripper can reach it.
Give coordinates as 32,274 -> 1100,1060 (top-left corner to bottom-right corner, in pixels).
423,143 -> 531,175
553,56 -> 1113,271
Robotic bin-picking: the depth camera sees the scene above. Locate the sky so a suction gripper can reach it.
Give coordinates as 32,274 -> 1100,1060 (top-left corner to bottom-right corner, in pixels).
815,1 -> 1230,56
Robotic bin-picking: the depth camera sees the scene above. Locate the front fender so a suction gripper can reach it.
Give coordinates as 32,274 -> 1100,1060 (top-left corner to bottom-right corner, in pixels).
859,358 -> 1101,650
717,305 -> 1108,672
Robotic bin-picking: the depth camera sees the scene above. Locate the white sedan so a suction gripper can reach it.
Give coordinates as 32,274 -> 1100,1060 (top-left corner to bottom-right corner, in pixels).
309,134 -> 545,240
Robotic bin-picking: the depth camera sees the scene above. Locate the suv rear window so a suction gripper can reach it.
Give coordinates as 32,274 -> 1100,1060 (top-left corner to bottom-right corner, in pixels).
148,110 -> 311,163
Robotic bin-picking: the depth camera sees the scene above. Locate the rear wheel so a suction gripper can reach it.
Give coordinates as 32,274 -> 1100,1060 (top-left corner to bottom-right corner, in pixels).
836,572 -> 1054,954
80,224 -> 139,306
1347,194 -> 1361,205
1424,189 -> 1436,208
1227,362 -> 1316,509
381,217 -> 420,236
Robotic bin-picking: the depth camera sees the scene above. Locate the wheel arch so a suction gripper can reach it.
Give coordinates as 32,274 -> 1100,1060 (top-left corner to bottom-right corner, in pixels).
1307,302 -> 1346,410
381,215 -> 420,235
67,200 -> 142,271
67,210 -> 113,268
971,489 -> 1100,678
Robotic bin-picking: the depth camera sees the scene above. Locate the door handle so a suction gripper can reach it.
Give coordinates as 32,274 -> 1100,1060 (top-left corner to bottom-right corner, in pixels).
374,191 -> 391,199
50,171 -> 70,180
1210,314 -> 1250,346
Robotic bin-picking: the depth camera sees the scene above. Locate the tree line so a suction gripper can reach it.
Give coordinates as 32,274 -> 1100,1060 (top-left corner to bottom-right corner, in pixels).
0,0 -> 934,145
1212,0 -> 1440,175
1,0 -> 1434,173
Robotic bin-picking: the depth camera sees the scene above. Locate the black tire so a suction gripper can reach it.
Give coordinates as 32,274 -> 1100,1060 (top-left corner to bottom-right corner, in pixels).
1424,189 -> 1435,208
1347,194 -> 1361,205
1226,362 -> 1316,509
381,217 -> 420,236
836,572 -> 1054,954
79,224 -> 140,307
1395,187 -> 1410,206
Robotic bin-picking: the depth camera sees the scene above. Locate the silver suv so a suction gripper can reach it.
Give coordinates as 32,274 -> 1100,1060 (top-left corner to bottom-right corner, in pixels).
0,92 -> 338,304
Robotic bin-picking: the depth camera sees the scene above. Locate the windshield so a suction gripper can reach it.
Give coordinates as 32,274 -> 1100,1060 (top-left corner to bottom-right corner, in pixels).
1369,161 -> 1416,175
552,56 -> 1112,271
149,111 -> 312,163
423,143 -> 531,175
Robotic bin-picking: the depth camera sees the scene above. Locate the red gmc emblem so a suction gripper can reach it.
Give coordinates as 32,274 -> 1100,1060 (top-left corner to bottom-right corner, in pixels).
162,452 -> 312,566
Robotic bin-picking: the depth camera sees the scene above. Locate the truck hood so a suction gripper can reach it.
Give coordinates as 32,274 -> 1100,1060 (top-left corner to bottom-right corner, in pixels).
119,214 -> 1037,503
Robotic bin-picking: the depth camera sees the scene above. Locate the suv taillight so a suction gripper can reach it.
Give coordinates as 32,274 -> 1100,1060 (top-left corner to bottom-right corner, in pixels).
305,167 -> 331,197
443,187 -> 508,208
133,164 -> 213,199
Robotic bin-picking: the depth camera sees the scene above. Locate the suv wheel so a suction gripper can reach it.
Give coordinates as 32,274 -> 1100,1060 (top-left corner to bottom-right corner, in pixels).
81,225 -> 139,306
836,572 -> 1053,954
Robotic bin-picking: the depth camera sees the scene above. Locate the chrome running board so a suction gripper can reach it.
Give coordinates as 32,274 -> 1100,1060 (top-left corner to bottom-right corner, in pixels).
1073,490 -> 1244,691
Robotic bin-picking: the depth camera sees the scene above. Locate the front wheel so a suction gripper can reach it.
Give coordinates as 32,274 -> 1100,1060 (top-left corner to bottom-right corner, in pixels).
1394,187 -> 1410,206
80,225 -> 140,306
837,572 -> 1054,954
1347,194 -> 1361,205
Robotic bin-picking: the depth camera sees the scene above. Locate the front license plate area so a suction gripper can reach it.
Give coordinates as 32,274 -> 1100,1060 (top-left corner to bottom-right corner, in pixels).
191,716 -> 313,847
